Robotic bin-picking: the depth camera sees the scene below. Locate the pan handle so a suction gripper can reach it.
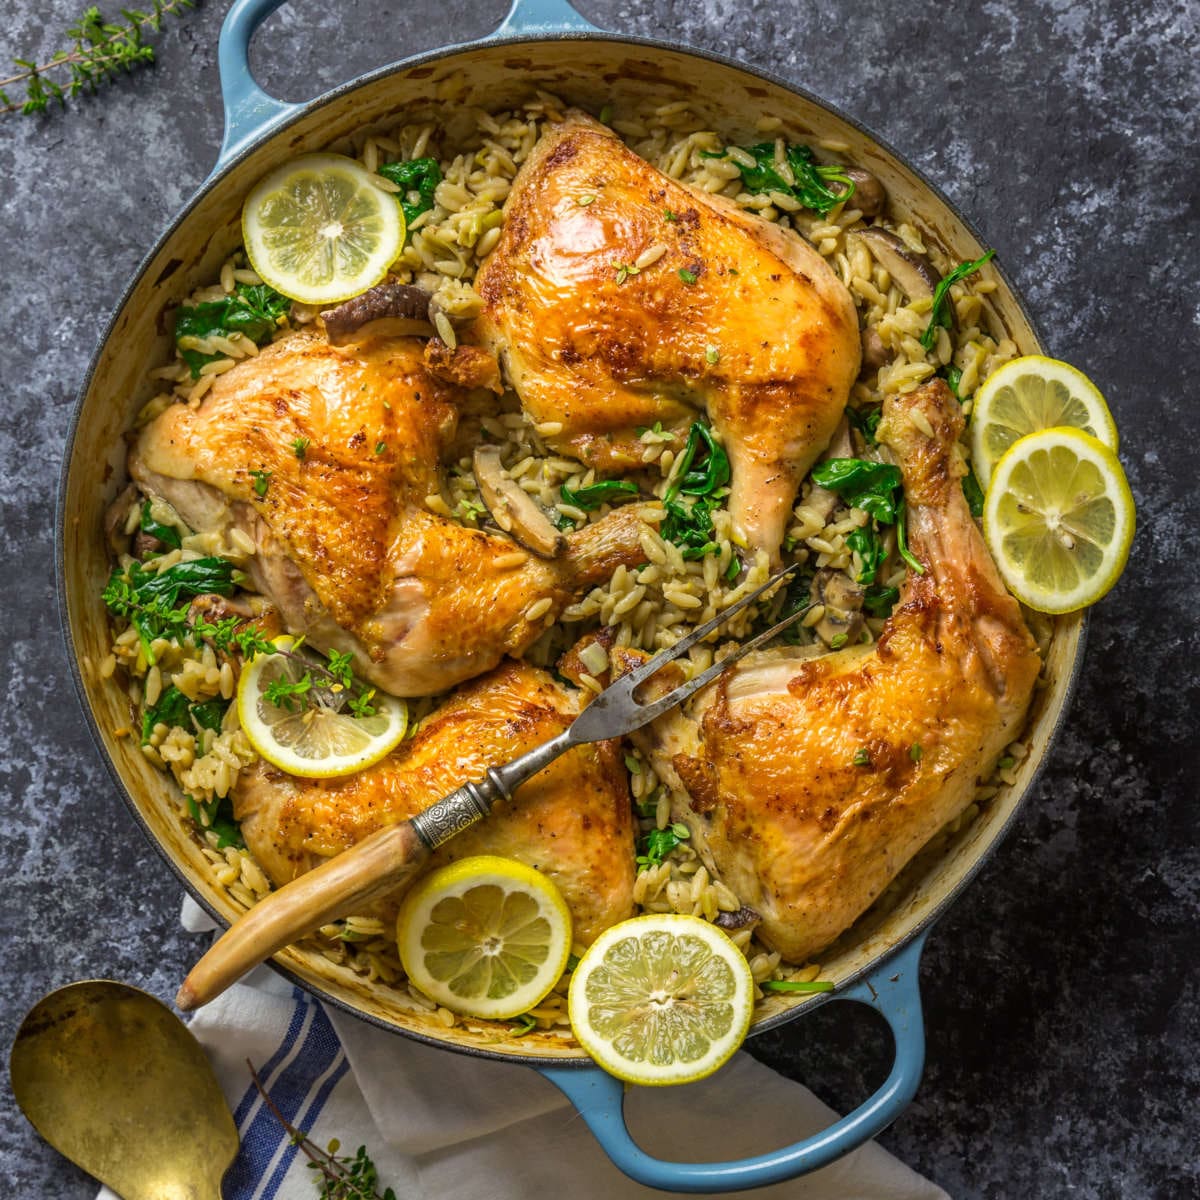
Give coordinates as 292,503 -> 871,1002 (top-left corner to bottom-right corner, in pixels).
537,931 -> 929,1193
495,0 -> 598,37
214,0 -> 598,173
216,0 -> 302,169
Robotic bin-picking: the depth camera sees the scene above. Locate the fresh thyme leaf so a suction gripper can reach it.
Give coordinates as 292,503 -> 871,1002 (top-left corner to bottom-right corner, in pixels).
377,157 -> 442,230
559,480 -> 638,510
853,747 -> 872,767
374,441 -> 387,456
707,142 -> 854,217
250,469 -> 271,498
759,979 -> 834,994
2,1 -> 196,119
292,437 -> 310,460
920,249 -> 995,351
705,344 -> 720,364
678,267 -> 698,284
576,194 -> 595,206
636,823 -> 690,871
138,500 -> 181,552
263,674 -> 313,713
663,209 -> 678,222
326,649 -> 355,689
910,742 -> 923,762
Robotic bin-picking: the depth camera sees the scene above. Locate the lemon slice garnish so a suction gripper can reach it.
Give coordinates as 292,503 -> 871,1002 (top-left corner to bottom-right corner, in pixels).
242,154 -> 405,305
971,356 -> 1118,488
983,427 -> 1135,614
567,914 -> 754,1086
397,856 -> 572,1021
236,636 -> 406,778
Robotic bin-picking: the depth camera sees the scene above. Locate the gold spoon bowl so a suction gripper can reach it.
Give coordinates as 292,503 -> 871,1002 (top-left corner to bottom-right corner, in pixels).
10,980 -> 237,1200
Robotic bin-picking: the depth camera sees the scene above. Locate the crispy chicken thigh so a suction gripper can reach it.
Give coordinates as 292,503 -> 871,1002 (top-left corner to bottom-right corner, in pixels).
131,329 -> 646,695
233,660 -> 635,945
637,380 -> 1041,961
475,115 -> 861,558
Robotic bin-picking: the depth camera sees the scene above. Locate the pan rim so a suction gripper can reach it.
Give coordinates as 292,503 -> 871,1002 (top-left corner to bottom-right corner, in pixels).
55,27 -> 1086,1066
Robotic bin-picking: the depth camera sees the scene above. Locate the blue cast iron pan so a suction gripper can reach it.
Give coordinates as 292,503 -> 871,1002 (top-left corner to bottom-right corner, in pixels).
57,0 -> 1087,1189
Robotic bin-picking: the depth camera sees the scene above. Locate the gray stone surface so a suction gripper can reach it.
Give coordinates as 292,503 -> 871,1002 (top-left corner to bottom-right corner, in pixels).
1,0 -> 1196,1195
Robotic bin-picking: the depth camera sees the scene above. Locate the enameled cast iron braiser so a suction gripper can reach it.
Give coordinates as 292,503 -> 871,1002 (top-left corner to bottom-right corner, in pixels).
57,0 -> 1085,1189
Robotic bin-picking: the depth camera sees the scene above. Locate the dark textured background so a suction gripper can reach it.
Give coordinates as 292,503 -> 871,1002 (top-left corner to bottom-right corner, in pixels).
2,0 -> 1197,1195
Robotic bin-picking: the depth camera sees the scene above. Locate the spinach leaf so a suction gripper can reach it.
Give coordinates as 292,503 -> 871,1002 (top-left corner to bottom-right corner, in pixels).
139,500 -> 182,552
810,458 -> 903,523
919,249 -> 995,351
777,570 -> 814,645
559,480 -> 639,510
847,525 -> 887,585
659,421 -> 730,559
377,157 -> 442,228
962,472 -> 985,518
185,794 -> 244,851
759,979 -> 834,994
863,583 -> 900,617
660,495 -> 719,559
141,689 -> 229,743
668,422 -> 730,500
708,142 -> 855,217
174,283 -> 290,378
896,502 -> 925,575
190,698 -> 230,733
141,685 -> 189,742
103,557 -> 237,662
941,363 -> 964,400
846,404 -> 882,445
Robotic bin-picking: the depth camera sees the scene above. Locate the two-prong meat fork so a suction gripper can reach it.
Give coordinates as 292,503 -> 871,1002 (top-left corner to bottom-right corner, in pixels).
177,563 -> 805,1010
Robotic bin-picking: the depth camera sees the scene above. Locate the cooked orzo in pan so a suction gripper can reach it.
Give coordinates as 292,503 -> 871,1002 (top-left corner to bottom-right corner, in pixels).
100,91 -> 1057,1043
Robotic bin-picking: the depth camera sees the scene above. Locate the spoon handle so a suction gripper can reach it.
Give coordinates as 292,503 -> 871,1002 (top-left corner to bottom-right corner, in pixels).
177,820 -> 430,1011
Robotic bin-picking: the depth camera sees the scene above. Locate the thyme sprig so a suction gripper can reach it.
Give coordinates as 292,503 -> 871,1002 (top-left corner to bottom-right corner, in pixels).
248,1060 -> 397,1199
1,0 -> 195,118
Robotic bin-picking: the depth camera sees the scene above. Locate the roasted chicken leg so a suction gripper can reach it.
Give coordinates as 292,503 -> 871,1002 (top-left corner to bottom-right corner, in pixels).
637,379 -> 1042,962
475,115 -> 861,558
131,329 -> 647,695
233,659 -> 635,945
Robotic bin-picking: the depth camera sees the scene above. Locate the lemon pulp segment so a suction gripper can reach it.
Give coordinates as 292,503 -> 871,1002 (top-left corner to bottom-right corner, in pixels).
242,154 -> 404,305
397,856 -> 572,1021
568,915 -> 753,1086
983,427 -> 1135,613
971,356 -> 1118,487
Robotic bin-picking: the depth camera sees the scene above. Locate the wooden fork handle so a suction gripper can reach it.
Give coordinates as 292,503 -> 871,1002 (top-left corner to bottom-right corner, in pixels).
176,821 -> 430,1012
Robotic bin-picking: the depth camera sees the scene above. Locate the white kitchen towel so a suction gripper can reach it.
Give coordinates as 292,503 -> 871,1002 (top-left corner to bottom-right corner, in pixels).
100,899 -> 948,1200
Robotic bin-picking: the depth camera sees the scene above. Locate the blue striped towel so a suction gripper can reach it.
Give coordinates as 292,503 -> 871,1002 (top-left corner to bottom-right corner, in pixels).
98,899 -> 947,1199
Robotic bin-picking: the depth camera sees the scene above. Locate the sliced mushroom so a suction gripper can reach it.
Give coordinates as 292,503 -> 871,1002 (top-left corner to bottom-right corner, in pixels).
104,483 -> 140,556
472,444 -> 566,559
843,166 -> 886,218
714,905 -> 760,932
857,228 -> 942,304
860,325 -> 890,374
811,568 -> 865,649
321,283 -> 434,346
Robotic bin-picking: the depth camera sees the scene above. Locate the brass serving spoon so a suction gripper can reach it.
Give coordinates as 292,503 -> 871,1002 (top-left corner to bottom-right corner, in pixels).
10,980 -> 238,1200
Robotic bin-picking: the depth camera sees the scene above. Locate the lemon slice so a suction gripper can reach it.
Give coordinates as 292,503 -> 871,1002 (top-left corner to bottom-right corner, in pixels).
236,636 -> 407,778
983,427 -> 1135,614
242,154 -> 405,305
971,356 -> 1119,488
397,856 -> 572,1020
567,914 -> 754,1086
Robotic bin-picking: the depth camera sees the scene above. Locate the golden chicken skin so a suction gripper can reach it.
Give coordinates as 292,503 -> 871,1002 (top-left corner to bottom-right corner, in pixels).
637,379 -> 1042,962
475,115 -> 861,560
234,659 -> 635,945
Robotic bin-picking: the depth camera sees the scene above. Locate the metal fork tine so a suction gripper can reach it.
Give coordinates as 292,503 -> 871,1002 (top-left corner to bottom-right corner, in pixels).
569,562 -> 802,741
